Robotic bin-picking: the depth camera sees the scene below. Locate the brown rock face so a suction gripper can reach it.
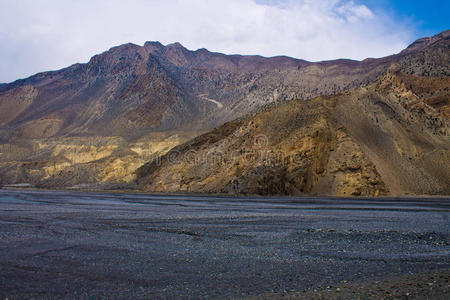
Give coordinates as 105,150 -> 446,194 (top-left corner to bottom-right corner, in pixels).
0,31 -> 449,194
136,31 -> 450,196
137,96 -> 391,196
137,69 -> 450,196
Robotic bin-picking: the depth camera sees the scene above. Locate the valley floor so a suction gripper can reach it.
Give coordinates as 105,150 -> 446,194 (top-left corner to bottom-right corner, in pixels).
0,190 -> 449,299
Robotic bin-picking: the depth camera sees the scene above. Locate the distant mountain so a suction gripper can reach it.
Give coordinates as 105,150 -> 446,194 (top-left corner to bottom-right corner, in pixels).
0,30 -> 449,194
2,35 -> 436,140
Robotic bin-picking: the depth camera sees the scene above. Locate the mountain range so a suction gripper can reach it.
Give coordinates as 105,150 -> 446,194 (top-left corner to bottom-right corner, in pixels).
0,30 -> 449,196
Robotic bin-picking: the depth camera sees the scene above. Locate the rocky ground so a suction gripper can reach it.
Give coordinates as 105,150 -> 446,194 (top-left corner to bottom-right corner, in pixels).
0,190 -> 448,299
253,270 -> 449,299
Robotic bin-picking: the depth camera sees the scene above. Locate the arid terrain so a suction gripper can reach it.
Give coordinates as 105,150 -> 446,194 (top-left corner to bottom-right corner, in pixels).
0,31 -> 449,196
0,190 -> 448,299
1,2 -> 449,299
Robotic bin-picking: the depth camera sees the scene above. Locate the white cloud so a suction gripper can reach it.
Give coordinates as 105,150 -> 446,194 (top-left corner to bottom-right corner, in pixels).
336,1 -> 374,22
0,0 -> 414,82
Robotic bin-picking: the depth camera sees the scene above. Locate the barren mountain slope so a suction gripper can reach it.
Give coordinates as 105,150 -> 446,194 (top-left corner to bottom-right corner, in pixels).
0,37 -> 404,188
3,32 -> 447,139
137,33 -> 450,196
0,31 -> 448,191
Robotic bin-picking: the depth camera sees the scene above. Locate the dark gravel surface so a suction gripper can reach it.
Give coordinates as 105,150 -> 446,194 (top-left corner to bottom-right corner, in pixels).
254,269 -> 450,299
0,190 -> 449,299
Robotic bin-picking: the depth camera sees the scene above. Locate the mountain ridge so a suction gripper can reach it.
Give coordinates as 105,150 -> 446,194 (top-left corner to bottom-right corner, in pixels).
2,32 -> 440,139
7,31 -> 448,88
0,30 -> 448,195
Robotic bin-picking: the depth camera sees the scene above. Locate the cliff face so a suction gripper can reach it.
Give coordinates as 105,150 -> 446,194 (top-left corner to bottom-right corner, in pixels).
0,31 -> 449,194
136,97 -> 388,196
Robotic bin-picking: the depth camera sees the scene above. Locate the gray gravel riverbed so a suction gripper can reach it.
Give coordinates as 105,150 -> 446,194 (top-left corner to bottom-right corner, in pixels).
0,190 -> 449,299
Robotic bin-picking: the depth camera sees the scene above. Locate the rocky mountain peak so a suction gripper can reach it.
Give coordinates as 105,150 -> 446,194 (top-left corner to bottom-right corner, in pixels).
400,30 -> 450,55
163,42 -> 195,66
166,42 -> 186,49
143,41 -> 165,54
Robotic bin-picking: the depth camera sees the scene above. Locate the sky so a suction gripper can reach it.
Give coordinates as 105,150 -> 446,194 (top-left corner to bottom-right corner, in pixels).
0,0 -> 448,83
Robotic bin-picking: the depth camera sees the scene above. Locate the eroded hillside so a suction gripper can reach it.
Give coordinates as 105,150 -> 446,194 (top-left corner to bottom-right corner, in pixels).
137,54 -> 450,196
0,31 -> 448,193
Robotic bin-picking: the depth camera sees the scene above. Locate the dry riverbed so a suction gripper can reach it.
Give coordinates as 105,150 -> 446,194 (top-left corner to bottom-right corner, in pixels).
0,190 -> 449,299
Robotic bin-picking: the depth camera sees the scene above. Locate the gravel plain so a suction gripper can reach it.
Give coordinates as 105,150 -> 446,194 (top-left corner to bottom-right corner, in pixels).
0,190 -> 449,299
